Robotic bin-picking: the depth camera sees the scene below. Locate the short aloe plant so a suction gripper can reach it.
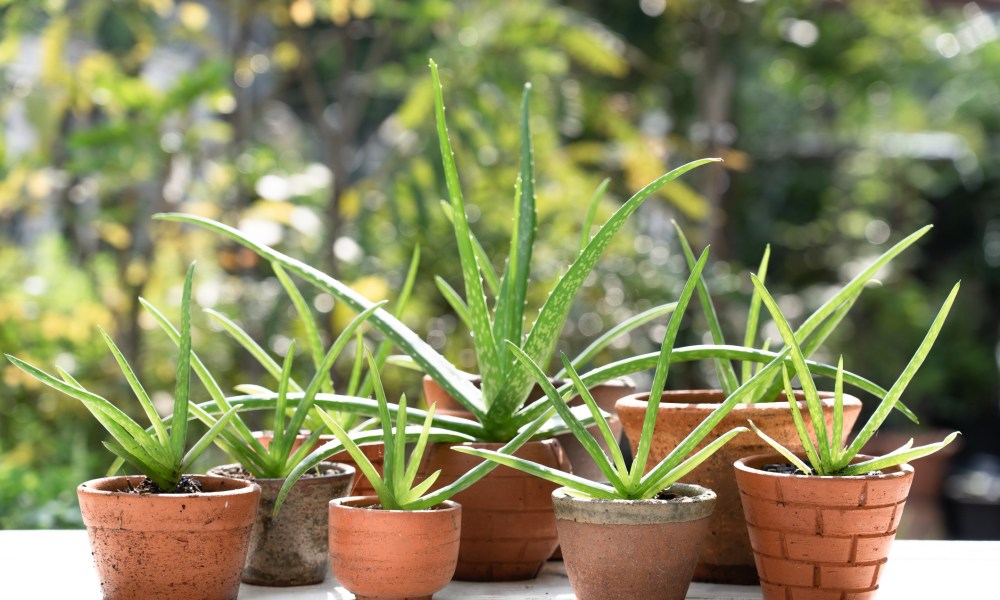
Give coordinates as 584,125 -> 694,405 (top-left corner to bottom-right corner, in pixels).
5,263 -> 239,492
747,276 -> 961,476
455,247 -> 793,500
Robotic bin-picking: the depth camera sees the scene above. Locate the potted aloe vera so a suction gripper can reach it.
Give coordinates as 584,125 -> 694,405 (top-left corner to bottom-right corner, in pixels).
454,248 -> 793,600
155,60 -> 719,581
615,223 -> 933,583
734,277 -> 960,599
5,264 -> 259,600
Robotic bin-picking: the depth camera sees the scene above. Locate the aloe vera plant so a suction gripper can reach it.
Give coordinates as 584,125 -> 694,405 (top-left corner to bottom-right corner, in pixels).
670,222 -> 932,421
456,247 -> 794,499
747,277 -> 961,476
5,263 -> 239,492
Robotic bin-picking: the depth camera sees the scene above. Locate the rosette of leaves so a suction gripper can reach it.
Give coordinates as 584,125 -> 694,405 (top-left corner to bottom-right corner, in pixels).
5,264 -> 238,492
746,277 -> 961,476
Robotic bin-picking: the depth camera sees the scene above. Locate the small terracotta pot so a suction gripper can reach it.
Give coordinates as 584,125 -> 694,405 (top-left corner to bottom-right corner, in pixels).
423,375 -> 635,483
552,483 -> 716,600
734,453 -> 914,600
616,390 -> 862,584
209,462 -> 355,586
77,474 -> 260,600
419,438 -> 570,581
328,496 -> 461,600
254,430 -> 384,496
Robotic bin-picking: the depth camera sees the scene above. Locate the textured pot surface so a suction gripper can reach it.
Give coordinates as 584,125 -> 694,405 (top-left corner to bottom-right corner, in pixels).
328,496 -> 461,600
735,453 -> 914,600
254,431 -> 384,497
77,474 -> 260,600
422,376 -> 634,482
420,438 -> 570,581
209,462 -> 355,586
552,483 -> 716,600
616,390 -> 862,584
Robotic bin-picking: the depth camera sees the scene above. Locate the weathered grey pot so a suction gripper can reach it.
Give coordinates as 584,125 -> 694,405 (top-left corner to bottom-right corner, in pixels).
210,462 -> 355,586
551,483 -> 717,600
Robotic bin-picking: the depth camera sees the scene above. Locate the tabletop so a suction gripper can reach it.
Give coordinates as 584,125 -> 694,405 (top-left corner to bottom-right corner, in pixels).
0,531 -> 992,598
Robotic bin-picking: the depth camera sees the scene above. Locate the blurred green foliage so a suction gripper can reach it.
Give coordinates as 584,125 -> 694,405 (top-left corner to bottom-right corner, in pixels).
1,0 -> 998,527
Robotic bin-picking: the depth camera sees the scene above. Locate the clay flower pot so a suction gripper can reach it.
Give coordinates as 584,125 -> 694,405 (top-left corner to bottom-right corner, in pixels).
328,496 -> 461,599
423,375 -> 635,482
552,483 -> 717,600
419,438 -> 570,581
209,462 -> 355,586
734,453 -> 914,599
77,474 -> 260,600
254,430 -> 385,496
616,390 -> 862,584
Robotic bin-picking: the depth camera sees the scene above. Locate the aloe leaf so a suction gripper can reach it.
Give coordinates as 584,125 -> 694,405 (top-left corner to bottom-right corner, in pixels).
505,343 -> 620,488
796,226 -> 931,345
493,82 -> 537,369
180,404 -> 242,473
141,298 -> 266,453
781,366 -> 823,473
101,441 -> 173,490
439,200 -> 500,296
631,248 -> 710,485
187,402 -> 268,476
345,330 -> 366,398
98,328 -> 170,446
638,426 -> 748,498
839,432 -> 959,476
741,244 -> 770,382
562,354 -> 630,483
399,470 -> 442,507
453,447 -> 619,499
391,395 -> 408,497
839,283 -> 960,468
403,403 -> 437,491
555,302 -> 677,378
751,274 -> 833,467
270,343 -> 297,458
317,410 -> 393,507
405,406 -> 556,510
170,263 -> 196,461
746,420 -> 812,475
834,356 -> 845,462
490,157 -> 721,431
435,276 -> 472,330
281,428 -> 327,477
153,212 -> 487,421
672,222 -> 740,394
429,60 -> 501,406
273,263 -> 331,394
579,178 -> 610,253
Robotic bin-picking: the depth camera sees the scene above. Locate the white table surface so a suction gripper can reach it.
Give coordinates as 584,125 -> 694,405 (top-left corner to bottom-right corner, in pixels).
0,531 -> 992,598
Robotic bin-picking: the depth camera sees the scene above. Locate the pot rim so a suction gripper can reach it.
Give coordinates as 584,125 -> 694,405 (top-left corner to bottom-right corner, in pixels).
207,462 -> 356,484
734,452 -> 915,480
616,389 -> 862,412
551,483 -> 716,524
77,474 -> 260,497
329,495 -> 461,513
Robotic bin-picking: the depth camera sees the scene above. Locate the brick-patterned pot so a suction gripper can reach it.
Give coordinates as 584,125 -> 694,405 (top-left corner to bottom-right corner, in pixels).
734,453 -> 914,600
551,483 -> 716,600
617,390 -> 861,584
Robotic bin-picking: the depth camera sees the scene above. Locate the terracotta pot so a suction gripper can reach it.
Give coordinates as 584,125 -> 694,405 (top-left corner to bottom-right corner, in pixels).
77,474 -> 260,600
734,453 -> 914,600
616,390 -> 862,584
420,439 -> 570,581
552,483 -> 716,600
328,496 -> 461,600
254,430 -> 384,497
422,375 -> 635,482
208,462 -> 355,586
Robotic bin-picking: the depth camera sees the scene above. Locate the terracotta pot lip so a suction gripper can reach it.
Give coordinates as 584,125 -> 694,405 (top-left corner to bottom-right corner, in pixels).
552,483 -> 716,524
330,495 -> 461,513
422,373 -> 637,389
77,474 -> 260,497
207,462 -> 355,484
617,389 -> 861,411
734,453 -> 915,480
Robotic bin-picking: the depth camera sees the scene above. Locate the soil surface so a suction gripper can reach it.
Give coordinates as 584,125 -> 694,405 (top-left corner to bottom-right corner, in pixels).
119,476 -> 205,494
761,463 -> 883,476
213,463 -> 346,481
653,490 -> 702,502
